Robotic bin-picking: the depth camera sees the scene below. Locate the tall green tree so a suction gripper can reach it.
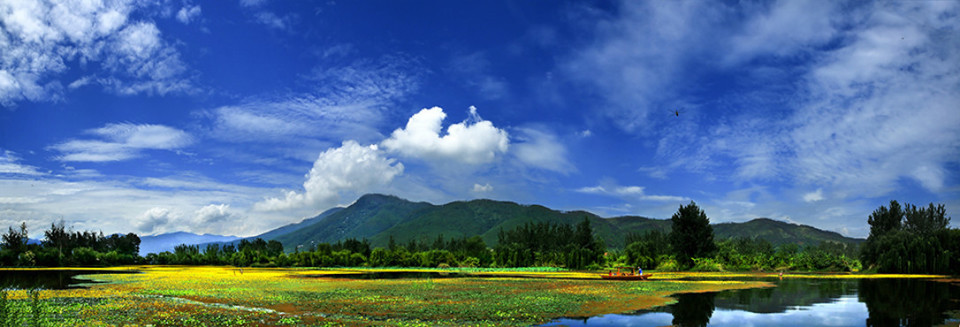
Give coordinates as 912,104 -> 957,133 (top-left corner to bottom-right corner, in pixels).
42,220 -> 69,264
2,222 -> 28,254
867,200 -> 903,239
669,201 -> 716,269
904,203 -> 949,236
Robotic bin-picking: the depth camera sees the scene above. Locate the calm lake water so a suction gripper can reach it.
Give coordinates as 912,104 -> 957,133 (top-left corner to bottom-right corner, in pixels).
541,278 -> 960,327
0,270 -> 137,289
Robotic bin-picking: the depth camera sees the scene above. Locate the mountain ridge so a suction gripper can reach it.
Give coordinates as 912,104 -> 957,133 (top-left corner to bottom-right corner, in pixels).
257,194 -> 863,250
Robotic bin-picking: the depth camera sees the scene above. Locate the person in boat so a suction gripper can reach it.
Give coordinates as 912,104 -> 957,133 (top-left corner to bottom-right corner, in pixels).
637,267 -> 643,276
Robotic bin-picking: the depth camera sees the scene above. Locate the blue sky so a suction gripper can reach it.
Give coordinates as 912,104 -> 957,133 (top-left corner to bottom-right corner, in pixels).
1,0 -> 958,238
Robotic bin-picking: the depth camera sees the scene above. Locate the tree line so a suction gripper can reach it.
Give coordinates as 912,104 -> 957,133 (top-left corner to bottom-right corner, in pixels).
146,234 -> 494,268
148,224 -> 600,269
620,229 -> 861,272
493,217 -> 605,269
0,220 -> 140,266
617,201 -> 861,272
859,200 -> 959,273
1,201 -> 953,273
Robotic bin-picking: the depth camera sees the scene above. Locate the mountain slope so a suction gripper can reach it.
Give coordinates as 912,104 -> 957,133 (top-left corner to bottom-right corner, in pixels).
255,194 -> 863,251
606,216 -> 672,235
271,194 -> 433,250
139,232 -> 240,256
713,218 -> 862,245
367,201 -> 634,247
255,207 -> 344,241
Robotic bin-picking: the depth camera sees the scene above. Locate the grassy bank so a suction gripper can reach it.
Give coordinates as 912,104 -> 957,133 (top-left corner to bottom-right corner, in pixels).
0,266 -> 774,326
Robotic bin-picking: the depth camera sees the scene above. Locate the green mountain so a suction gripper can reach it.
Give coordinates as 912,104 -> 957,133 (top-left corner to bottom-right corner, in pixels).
712,218 -> 862,246
256,207 -> 344,241
261,194 -> 862,251
270,194 -> 433,249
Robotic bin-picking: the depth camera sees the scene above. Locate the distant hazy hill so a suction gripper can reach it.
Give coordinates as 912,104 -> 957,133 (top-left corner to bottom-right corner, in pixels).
255,194 -> 863,251
139,232 -> 240,256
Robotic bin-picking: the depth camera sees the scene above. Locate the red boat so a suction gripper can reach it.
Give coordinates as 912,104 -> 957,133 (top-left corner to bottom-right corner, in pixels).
600,267 -> 652,280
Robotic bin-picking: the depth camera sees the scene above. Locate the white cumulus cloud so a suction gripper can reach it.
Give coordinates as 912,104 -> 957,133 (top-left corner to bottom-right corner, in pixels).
254,141 -> 404,212
136,207 -> 176,233
195,204 -> 233,224
381,106 -> 509,165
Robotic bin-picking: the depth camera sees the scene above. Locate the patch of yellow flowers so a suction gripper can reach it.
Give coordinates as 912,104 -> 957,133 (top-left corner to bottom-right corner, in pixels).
1,266 -> 945,326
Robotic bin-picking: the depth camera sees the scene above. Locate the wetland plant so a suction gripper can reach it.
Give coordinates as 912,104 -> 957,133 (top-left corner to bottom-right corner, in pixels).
0,288 -> 46,327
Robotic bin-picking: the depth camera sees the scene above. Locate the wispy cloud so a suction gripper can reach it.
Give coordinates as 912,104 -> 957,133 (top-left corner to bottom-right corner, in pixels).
51,123 -> 193,162
206,56 -> 420,150
563,1 -> 726,132
702,1 -> 959,197
512,126 -> 574,174
208,97 -> 383,144
239,0 -> 266,7
570,1 -> 960,202
253,11 -> 293,30
472,183 -> 493,193
449,52 -> 510,100
575,184 -> 688,202
0,151 -> 45,176
803,189 -> 824,203
0,0 -> 194,105
723,0 -> 838,65
176,5 -> 202,25
236,0 -> 295,31
0,172 -> 287,237
786,1 -> 960,196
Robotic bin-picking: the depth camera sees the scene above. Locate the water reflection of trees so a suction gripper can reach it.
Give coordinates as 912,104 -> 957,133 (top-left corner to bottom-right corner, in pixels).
860,278 -> 960,327
713,278 -> 855,313
0,270 -> 129,289
630,278 -> 959,327
670,292 -> 716,327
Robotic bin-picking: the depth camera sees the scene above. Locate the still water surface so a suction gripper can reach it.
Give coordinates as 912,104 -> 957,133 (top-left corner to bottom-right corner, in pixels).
542,278 -> 960,326
0,270 -> 137,289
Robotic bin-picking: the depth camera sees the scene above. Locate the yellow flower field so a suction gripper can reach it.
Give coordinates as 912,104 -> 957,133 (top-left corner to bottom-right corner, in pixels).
0,266 -> 944,326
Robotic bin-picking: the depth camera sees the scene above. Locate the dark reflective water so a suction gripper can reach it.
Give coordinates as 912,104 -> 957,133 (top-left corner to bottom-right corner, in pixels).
543,278 -> 960,327
0,270 -> 137,289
